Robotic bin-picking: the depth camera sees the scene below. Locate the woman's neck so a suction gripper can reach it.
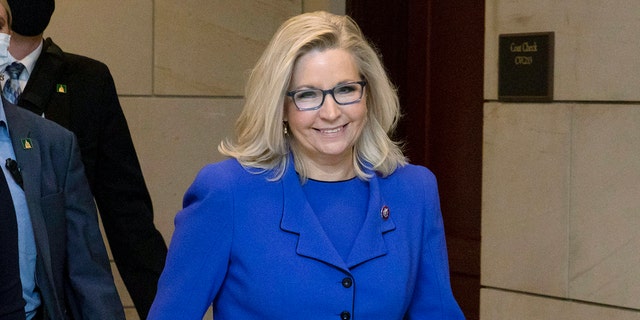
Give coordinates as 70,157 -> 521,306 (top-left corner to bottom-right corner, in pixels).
299,154 -> 356,182
307,165 -> 355,181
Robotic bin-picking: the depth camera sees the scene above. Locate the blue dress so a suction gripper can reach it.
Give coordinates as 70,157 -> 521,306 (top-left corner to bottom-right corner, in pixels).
302,177 -> 369,261
148,157 -> 464,319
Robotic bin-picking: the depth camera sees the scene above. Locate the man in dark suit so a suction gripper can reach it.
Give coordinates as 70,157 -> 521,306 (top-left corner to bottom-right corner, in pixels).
5,1 -> 168,318
1,94 -> 126,319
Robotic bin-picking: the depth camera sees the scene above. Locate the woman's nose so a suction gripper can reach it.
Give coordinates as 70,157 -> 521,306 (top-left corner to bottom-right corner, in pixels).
318,93 -> 341,119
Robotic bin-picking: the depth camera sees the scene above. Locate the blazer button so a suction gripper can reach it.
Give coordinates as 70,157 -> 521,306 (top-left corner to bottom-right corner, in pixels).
341,277 -> 353,288
340,311 -> 351,320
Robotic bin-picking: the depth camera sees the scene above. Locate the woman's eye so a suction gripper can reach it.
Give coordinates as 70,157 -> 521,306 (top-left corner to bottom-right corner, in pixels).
335,85 -> 356,95
297,90 -> 319,100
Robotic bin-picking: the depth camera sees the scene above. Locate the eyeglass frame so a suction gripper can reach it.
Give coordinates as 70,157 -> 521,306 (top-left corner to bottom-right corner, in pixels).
286,80 -> 367,111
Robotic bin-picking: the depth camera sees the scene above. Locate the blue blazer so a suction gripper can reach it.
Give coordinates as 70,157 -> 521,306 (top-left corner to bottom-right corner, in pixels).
150,157 -> 464,319
4,99 -> 125,320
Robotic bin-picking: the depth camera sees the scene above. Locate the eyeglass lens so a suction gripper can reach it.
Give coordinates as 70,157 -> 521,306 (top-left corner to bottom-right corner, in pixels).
291,82 -> 365,110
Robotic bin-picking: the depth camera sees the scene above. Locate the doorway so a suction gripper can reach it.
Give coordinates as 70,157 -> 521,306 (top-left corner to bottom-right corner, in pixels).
346,1 -> 484,318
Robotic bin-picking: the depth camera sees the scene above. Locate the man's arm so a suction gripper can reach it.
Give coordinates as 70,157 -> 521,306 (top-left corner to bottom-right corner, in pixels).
63,132 -> 126,320
89,65 -> 167,318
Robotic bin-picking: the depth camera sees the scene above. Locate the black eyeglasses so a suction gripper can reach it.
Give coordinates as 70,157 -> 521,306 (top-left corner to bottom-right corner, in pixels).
286,81 -> 367,111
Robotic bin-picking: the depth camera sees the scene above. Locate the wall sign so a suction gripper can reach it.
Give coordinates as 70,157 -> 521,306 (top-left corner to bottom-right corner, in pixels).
498,32 -> 554,102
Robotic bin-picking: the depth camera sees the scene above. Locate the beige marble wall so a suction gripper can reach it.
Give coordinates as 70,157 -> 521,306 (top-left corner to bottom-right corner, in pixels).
482,289 -> 640,320
44,1 -> 345,318
483,0 -> 640,318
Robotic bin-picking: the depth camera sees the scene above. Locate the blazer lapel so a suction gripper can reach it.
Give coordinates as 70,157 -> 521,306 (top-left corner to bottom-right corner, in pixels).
4,101 -> 56,290
279,156 -> 398,271
19,39 -> 68,127
279,159 -> 348,271
5,102 -> 42,198
4,101 -> 43,204
345,173 -> 396,268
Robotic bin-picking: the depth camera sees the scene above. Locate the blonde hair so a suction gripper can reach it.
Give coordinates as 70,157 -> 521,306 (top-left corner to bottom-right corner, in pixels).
0,0 -> 11,28
219,11 -> 406,180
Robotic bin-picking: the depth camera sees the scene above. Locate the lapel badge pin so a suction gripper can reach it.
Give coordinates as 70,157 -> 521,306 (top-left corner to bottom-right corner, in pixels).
21,138 -> 33,149
380,205 -> 390,220
56,84 -> 67,93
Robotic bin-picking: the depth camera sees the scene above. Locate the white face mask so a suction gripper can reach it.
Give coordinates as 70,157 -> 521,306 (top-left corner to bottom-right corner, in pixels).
0,33 -> 11,68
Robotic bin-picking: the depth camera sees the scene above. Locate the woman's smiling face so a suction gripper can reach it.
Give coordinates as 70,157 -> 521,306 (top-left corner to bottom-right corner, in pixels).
285,48 -> 367,174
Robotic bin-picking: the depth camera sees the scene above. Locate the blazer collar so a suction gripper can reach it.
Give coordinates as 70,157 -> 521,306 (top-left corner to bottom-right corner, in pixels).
3,96 -> 44,211
19,38 -> 66,116
279,154 -> 396,271
3,98 -> 50,256
2,98 -> 41,186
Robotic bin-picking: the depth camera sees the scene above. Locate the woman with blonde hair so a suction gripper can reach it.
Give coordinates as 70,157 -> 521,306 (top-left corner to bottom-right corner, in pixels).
150,10 -> 464,320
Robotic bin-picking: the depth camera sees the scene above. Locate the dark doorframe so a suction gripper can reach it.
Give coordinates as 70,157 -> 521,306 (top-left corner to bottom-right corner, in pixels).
346,1 -> 484,319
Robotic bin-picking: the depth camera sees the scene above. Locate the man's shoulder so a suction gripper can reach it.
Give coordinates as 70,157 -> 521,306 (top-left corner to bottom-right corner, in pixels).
62,51 -> 109,71
42,38 -> 110,74
11,102 -> 73,138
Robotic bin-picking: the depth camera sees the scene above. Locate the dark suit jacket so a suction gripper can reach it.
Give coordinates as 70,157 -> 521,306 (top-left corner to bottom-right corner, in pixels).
4,99 -> 125,320
16,38 -> 167,318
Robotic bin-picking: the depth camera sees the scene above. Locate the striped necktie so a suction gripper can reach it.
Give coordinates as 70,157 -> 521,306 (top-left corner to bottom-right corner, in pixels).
3,62 -> 25,104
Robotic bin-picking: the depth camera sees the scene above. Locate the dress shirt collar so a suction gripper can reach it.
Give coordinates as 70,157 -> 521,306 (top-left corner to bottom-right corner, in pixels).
11,39 -> 43,77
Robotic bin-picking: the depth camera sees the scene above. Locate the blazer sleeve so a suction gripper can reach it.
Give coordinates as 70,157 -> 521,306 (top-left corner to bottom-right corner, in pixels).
62,133 -> 126,320
404,169 -> 465,319
85,63 -> 167,314
148,164 -> 234,319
